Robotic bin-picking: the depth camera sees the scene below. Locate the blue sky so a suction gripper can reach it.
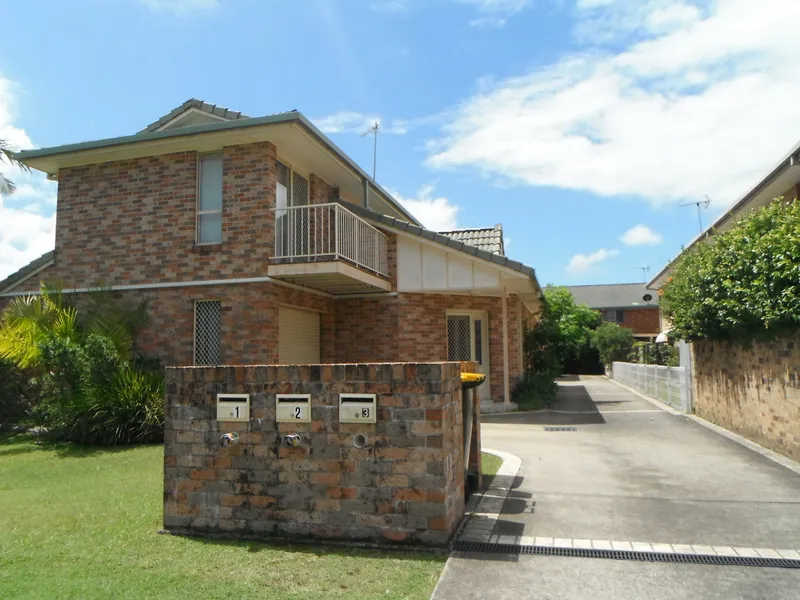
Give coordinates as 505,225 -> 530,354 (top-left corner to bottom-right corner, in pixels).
2,0 -> 800,286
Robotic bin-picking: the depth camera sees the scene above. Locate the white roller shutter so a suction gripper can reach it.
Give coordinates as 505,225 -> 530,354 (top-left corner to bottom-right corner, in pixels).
279,307 -> 320,364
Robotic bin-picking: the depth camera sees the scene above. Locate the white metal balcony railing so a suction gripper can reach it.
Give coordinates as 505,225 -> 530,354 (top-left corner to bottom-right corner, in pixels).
273,203 -> 389,277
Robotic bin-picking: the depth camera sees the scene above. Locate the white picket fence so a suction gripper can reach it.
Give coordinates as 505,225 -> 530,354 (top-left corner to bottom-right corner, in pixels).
611,362 -> 692,413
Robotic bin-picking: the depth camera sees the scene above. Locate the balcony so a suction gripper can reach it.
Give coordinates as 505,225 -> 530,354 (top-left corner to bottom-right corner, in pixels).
268,202 -> 391,295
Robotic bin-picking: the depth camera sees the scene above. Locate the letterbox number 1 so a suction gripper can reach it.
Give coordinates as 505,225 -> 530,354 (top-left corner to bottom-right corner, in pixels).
232,406 -> 240,418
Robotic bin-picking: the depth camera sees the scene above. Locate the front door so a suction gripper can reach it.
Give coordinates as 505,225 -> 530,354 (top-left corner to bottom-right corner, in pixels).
447,311 -> 491,402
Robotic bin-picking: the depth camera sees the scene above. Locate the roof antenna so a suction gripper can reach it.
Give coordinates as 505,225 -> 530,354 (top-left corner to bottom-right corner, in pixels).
361,121 -> 379,180
680,195 -> 711,236
637,265 -> 650,282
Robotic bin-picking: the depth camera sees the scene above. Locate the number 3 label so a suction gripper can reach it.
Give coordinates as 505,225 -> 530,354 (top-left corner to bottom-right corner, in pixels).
361,408 -> 370,418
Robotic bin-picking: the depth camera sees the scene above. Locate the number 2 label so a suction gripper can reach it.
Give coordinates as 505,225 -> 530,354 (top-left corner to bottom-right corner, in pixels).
294,406 -> 302,419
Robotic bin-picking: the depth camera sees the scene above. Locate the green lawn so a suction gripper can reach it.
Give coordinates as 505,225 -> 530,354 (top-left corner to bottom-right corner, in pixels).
481,451 -> 503,487
0,434 -> 445,600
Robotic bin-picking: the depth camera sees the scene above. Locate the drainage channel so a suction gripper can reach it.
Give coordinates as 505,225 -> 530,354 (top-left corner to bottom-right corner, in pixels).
453,541 -> 800,569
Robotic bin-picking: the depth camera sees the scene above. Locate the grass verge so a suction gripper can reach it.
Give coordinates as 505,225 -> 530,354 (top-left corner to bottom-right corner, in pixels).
0,434 -> 445,600
481,451 -> 503,488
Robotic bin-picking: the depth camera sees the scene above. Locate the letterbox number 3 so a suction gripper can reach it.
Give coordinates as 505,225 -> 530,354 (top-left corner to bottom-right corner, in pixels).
361,408 -> 370,418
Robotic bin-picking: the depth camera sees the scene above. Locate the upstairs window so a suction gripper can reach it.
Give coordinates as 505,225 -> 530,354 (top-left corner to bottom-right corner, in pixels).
603,309 -> 624,323
197,153 -> 223,244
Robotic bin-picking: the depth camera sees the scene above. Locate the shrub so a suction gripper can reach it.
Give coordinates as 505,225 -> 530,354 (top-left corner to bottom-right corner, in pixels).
512,373 -> 558,410
36,334 -> 164,445
661,198 -> 800,342
0,358 -> 31,427
591,322 -> 635,367
629,342 -> 679,366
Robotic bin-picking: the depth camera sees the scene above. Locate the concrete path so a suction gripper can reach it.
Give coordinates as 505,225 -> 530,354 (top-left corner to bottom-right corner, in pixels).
433,376 -> 800,600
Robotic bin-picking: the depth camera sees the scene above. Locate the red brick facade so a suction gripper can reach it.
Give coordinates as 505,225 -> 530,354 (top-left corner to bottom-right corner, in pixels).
2,140 -> 534,403
620,307 -> 660,336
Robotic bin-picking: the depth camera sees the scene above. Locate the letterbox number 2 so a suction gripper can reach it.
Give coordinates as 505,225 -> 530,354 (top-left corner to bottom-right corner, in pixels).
294,407 -> 302,419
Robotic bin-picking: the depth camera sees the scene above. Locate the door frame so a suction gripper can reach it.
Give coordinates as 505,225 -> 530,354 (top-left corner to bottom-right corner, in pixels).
446,309 -> 491,402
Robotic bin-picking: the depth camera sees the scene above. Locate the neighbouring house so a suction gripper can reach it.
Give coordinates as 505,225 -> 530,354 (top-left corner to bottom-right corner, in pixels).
566,283 -> 660,342
0,99 -> 543,406
644,140 -> 800,462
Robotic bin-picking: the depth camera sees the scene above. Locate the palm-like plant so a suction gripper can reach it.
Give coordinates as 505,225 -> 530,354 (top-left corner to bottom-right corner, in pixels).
0,284 -> 150,369
0,138 -> 30,196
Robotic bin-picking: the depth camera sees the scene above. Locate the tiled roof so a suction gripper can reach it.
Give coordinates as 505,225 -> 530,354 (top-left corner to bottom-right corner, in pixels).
566,283 -> 659,309
0,250 -> 55,293
439,225 -> 504,255
138,98 -> 249,134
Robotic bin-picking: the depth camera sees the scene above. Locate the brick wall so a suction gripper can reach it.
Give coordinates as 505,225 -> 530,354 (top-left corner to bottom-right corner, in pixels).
334,293 -> 524,402
33,143 -> 275,289
692,337 -> 800,461
108,282 -> 334,367
163,362 -> 465,546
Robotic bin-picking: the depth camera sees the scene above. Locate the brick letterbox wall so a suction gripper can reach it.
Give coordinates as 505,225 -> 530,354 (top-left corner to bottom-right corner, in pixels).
163,362 -> 465,546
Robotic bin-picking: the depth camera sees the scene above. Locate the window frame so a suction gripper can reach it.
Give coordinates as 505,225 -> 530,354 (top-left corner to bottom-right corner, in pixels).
196,152 -> 224,245
194,299 -> 222,366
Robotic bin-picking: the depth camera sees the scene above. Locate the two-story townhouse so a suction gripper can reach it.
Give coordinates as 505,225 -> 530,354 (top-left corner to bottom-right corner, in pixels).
0,99 -> 543,406
567,283 -> 660,341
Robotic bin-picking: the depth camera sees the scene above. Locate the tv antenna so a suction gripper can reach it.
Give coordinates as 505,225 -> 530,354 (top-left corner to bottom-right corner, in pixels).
361,121 -> 379,180
680,195 -> 711,235
637,265 -> 650,282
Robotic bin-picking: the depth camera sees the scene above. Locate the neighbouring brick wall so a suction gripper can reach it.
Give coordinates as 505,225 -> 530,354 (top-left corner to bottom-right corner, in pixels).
621,307 -> 660,336
692,337 -> 800,461
163,362 -> 465,546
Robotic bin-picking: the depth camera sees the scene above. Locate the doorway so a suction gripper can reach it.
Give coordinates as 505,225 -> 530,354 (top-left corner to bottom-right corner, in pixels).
447,310 -> 491,402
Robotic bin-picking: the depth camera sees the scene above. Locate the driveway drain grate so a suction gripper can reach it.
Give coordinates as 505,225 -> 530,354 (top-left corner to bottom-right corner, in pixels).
543,426 -> 578,432
453,541 -> 800,569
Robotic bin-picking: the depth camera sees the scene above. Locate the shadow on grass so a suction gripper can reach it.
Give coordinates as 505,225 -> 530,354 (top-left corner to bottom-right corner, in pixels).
0,432 -> 160,459
183,534 -> 448,563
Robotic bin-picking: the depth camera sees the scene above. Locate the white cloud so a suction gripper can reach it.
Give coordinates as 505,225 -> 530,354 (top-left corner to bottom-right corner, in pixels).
469,16 -> 508,28
139,0 -> 217,12
313,111 -> 407,135
457,0 -> 532,27
567,248 -> 619,274
620,224 -> 663,245
388,185 -> 460,230
0,75 -> 57,282
429,0 -> 800,208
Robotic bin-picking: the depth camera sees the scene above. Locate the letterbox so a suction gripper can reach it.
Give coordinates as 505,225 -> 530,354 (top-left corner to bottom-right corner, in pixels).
339,394 -> 377,424
216,394 -> 250,422
276,394 -> 312,423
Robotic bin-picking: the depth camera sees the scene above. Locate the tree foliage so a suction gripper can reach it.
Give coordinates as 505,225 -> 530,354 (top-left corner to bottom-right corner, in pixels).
591,322 -> 635,367
661,198 -> 800,342
0,138 -> 31,196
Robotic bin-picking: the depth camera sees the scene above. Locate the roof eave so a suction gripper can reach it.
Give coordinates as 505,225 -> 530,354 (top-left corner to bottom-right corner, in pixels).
15,110 -> 422,228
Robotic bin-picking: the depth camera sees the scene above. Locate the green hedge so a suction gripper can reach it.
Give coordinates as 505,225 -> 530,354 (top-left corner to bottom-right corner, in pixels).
661,198 -> 800,342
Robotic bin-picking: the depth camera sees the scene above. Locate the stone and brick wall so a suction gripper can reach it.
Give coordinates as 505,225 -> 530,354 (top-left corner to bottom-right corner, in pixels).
163,362 -> 465,546
692,337 -> 800,461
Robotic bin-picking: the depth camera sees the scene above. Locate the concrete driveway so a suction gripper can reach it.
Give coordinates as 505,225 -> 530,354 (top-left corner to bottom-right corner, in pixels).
433,376 -> 800,600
